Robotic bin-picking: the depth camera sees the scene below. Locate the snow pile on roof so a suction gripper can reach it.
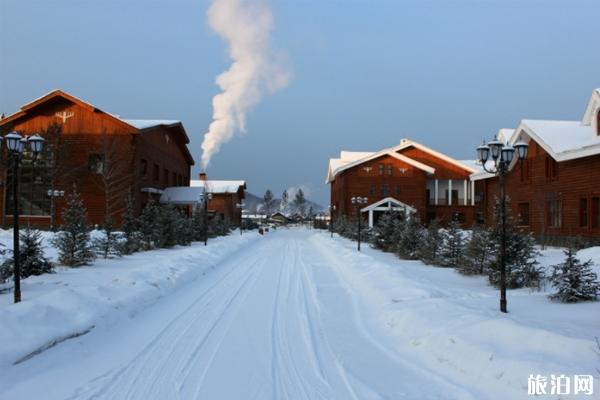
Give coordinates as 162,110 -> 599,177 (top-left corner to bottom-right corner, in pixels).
122,119 -> 181,130
519,119 -> 599,159
160,186 -> 205,205
190,180 -> 246,194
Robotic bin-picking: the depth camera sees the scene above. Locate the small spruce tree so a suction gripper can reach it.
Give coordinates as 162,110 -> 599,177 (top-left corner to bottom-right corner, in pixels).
93,217 -> 122,259
156,204 -> 178,248
396,213 -> 422,260
1,228 -> 53,280
441,218 -> 465,268
417,218 -> 443,265
139,198 -> 161,250
460,224 -> 494,275
52,186 -> 95,267
488,197 -> 543,289
121,189 -> 141,254
549,248 -> 600,302
191,204 -> 206,241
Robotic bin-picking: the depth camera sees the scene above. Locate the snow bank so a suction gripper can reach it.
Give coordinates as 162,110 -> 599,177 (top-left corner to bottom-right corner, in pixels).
0,231 -> 260,368
311,234 -> 600,400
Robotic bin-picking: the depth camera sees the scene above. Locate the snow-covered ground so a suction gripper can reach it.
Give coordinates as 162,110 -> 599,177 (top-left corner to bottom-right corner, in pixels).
0,229 -> 598,399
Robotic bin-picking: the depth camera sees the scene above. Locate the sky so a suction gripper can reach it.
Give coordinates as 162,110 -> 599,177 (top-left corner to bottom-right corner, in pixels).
1,0 -> 600,206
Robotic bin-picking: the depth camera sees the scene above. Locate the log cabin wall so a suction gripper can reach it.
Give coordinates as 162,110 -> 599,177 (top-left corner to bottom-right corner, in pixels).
480,140 -> 600,241
330,148 -> 477,226
0,91 -> 194,228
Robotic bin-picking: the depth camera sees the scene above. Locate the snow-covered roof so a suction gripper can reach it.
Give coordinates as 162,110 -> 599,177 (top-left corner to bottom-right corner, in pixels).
190,180 -> 246,194
121,119 -> 181,130
326,139 -> 475,183
160,186 -> 206,205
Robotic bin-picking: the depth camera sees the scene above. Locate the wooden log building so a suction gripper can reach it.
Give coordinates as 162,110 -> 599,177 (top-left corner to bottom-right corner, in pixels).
327,139 -> 480,227
472,88 -> 600,242
0,90 -> 194,228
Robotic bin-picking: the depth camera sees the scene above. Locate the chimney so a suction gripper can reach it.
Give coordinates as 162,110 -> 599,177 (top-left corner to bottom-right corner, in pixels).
199,172 -> 207,181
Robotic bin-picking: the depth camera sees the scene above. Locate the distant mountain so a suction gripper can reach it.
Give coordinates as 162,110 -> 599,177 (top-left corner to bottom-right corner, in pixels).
244,192 -> 325,215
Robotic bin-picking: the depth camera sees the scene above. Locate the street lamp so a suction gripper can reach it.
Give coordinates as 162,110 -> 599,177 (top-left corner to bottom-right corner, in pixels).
4,131 -> 45,303
203,192 -> 213,246
351,196 -> 368,251
329,204 -> 336,238
477,137 -> 528,313
236,202 -> 245,235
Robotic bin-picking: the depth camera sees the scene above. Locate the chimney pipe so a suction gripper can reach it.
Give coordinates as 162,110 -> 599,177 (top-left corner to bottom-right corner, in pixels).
199,172 -> 207,181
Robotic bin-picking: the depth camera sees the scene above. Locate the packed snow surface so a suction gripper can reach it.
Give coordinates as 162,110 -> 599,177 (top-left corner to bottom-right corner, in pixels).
0,229 -> 598,399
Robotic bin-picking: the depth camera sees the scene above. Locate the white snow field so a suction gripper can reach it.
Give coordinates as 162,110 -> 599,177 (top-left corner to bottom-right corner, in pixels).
0,229 -> 598,400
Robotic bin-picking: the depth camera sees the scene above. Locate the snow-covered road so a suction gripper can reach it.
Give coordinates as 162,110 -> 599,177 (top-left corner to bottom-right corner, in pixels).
2,229 -> 472,400
2,229 -> 598,400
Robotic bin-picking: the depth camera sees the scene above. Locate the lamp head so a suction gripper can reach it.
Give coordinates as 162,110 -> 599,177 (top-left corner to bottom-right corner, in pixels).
487,139 -> 504,160
514,141 -> 528,160
501,145 -> 515,163
476,142 -> 490,164
28,133 -> 45,154
5,131 -> 22,153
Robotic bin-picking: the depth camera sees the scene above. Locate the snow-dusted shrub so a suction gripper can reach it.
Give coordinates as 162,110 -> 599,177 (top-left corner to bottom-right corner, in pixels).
396,213 -> 423,260
93,218 -> 122,259
52,186 -> 95,267
1,228 -> 52,281
460,224 -> 494,275
440,219 -> 465,268
120,190 -> 142,254
549,248 -> 600,303
139,198 -> 161,250
417,218 -> 443,265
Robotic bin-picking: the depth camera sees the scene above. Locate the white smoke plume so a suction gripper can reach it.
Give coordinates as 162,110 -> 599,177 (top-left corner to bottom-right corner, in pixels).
201,0 -> 289,169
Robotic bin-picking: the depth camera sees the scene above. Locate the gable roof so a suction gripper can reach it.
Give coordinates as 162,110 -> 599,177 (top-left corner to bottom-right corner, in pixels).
582,88 -> 600,125
0,89 -> 195,165
190,180 -> 246,194
326,138 -> 475,183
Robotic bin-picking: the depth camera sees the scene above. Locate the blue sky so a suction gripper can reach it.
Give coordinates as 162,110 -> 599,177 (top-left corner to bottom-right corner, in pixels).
1,0 -> 599,206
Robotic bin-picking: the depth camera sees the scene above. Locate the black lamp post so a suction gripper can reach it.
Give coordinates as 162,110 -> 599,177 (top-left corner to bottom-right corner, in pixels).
477,137 -> 528,313
4,132 -> 45,303
329,204 -> 336,238
203,192 -> 213,246
351,196 -> 368,251
236,202 -> 245,235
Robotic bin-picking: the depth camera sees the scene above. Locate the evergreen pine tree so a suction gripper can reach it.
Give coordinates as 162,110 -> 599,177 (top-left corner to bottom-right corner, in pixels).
280,190 -> 289,213
175,210 -> 193,246
460,224 -> 494,275
549,248 -> 600,302
121,190 -> 141,254
1,228 -> 53,280
417,218 -> 443,265
294,189 -> 307,217
139,198 -> 161,250
371,212 -> 397,251
263,189 -> 274,217
441,218 -> 465,268
191,204 -> 206,242
396,213 -> 422,259
488,197 -> 543,289
52,186 -> 95,267
93,217 -> 122,258
156,204 -> 178,248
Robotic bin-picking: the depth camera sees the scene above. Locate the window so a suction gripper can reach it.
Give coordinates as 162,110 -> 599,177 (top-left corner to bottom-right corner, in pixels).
518,202 -> 530,226
545,156 -> 558,181
452,212 -> 465,224
378,164 -> 384,175
546,199 -> 561,228
395,185 -> 401,196
445,189 -> 459,205
387,164 -> 393,176
592,197 -> 599,229
580,198 -> 589,228
153,164 -> 159,181
163,169 -> 169,185
369,184 -> 376,196
88,154 -> 104,174
381,184 -> 389,197
597,110 -> 600,136
140,159 -> 148,176
172,171 -> 177,186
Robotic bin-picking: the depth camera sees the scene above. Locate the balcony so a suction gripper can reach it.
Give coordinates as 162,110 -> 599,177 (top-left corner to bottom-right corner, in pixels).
426,179 -> 474,207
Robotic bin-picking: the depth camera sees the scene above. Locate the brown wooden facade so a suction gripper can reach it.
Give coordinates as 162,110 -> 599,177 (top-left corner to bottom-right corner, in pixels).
195,173 -> 246,225
328,140 -> 478,227
477,139 -> 600,242
0,90 -> 194,228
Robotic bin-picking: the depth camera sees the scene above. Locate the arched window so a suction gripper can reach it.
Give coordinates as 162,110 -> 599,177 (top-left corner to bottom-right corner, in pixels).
596,109 -> 600,136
